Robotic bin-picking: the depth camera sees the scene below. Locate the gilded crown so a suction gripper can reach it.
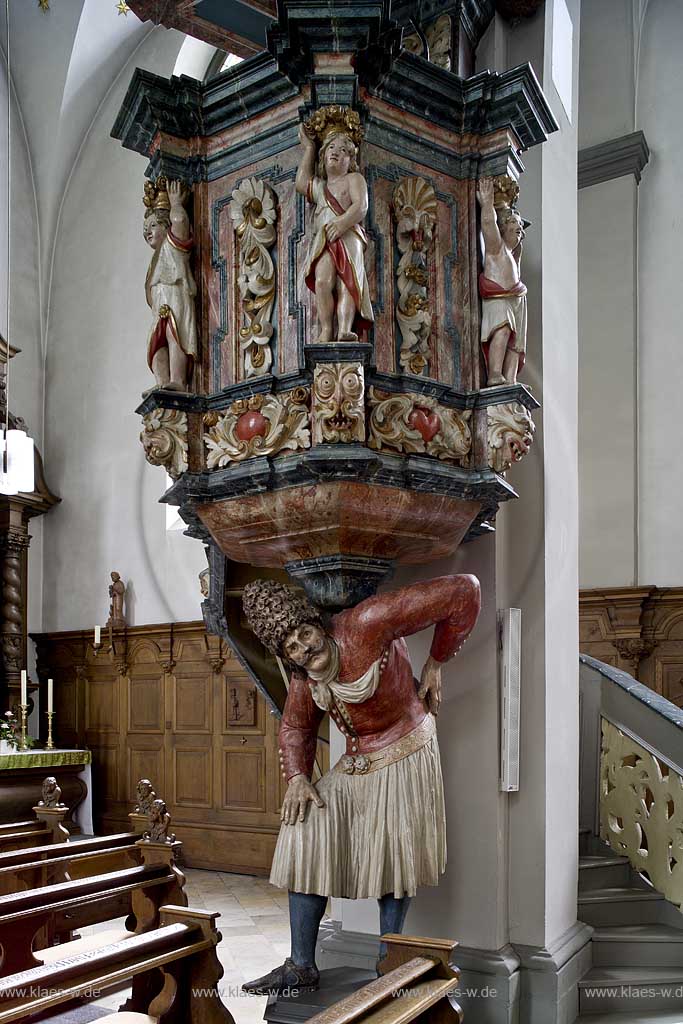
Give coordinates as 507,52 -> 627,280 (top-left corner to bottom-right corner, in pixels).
303,105 -> 363,148
493,175 -> 519,211
143,175 -> 171,215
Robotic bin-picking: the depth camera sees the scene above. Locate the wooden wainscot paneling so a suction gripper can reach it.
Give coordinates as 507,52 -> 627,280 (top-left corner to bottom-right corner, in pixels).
580,587 -> 683,708
30,621 -> 284,874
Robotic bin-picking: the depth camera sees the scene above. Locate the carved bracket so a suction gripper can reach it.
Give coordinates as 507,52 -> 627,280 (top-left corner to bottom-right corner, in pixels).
393,177 -> 437,376
487,401 -> 535,472
368,387 -> 471,463
140,408 -> 188,479
230,177 -> 278,378
204,388 -> 310,467
312,363 -> 365,444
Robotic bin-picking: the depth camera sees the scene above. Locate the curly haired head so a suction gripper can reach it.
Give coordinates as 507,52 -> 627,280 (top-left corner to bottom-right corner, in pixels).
242,579 -> 324,657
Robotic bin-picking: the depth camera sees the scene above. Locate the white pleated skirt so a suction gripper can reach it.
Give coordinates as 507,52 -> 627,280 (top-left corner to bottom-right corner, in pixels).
269,734 -> 446,899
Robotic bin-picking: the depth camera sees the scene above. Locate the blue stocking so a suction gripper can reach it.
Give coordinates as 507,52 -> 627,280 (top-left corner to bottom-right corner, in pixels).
289,891 -> 327,968
377,893 -> 412,960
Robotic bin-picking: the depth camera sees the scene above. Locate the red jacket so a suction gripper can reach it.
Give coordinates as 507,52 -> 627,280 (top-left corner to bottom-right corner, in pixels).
279,575 -> 481,781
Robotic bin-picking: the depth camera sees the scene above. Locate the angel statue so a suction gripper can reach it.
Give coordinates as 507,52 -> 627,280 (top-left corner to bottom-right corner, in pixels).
477,175 -> 530,387
142,176 -> 197,392
296,106 -> 374,344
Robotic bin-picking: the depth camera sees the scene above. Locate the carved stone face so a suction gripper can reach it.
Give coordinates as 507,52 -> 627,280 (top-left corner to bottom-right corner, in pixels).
143,213 -> 167,250
313,363 -> 365,444
283,623 -> 331,674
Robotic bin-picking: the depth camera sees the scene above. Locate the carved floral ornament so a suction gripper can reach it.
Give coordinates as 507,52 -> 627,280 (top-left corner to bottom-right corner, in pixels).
203,389 -> 310,467
312,363 -> 365,444
367,387 -> 471,463
393,177 -> 437,376
601,719 -> 683,909
140,408 -> 188,479
487,402 -> 535,473
229,177 -> 278,378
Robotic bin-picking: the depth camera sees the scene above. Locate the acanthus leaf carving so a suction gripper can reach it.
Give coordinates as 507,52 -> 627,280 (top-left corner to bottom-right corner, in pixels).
367,387 -> 471,463
312,363 -> 365,444
393,177 -> 437,375
230,177 -> 277,378
204,388 -> 310,468
403,14 -> 453,71
140,408 -> 188,479
487,402 -> 535,473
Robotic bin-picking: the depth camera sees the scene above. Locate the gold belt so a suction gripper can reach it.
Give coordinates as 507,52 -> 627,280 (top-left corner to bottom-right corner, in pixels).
334,714 -> 436,776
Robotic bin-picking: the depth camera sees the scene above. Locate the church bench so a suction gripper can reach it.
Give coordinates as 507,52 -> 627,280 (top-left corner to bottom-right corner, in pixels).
0,851 -> 186,977
0,905 -> 233,1024
0,834 -> 141,895
306,935 -> 464,1024
0,830 -> 140,872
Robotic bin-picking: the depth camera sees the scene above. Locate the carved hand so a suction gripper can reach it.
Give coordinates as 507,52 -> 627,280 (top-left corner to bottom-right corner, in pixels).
417,655 -> 442,715
326,217 -> 346,242
168,179 -> 186,207
281,774 -> 325,825
476,177 -> 494,207
298,123 -> 316,150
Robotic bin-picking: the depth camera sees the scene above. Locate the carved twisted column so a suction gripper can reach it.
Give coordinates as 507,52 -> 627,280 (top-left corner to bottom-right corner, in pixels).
0,527 -> 29,708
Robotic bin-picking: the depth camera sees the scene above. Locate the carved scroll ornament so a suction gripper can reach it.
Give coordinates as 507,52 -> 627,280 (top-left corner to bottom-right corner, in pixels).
230,177 -> 277,378
601,719 -> 683,908
140,408 -> 188,479
368,387 -> 471,463
487,402 -> 535,473
204,389 -> 310,467
312,363 -> 365,444
393,177 -> 437,375
403,14 -> 453,71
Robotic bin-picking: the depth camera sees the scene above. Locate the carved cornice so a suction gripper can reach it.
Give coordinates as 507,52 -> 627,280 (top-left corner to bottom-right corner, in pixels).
578,131 -> 650,190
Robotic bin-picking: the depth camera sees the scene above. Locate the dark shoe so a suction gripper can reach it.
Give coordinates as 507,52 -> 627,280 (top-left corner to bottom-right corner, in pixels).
242,958 -> 320,996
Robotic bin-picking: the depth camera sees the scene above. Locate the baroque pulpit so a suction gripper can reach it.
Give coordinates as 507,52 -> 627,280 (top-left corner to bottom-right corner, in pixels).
114,0 -> 555,711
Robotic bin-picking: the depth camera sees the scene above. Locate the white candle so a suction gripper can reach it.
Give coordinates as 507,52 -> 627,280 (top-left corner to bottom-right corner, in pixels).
95,625 -> 101,646
47,679 -> 53,713
20,670 -> 27,706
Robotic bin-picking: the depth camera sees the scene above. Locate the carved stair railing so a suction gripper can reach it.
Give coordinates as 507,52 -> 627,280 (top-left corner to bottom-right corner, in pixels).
579,654 -> 683,908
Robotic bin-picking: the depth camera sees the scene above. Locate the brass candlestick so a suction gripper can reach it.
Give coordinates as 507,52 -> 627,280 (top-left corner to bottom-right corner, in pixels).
46,711 -> 55,750
19,703 -> 28,751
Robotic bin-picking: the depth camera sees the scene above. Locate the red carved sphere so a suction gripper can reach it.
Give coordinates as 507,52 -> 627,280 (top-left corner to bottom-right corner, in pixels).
235,410 -> 268,441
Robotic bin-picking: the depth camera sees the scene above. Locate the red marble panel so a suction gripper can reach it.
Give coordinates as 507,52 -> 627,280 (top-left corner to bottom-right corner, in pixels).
195,481 -> 481,568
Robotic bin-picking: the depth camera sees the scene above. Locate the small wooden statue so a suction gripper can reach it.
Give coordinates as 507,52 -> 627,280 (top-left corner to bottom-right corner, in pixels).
144,798 -> 175,844
134,778 -> 156,815
296,106 -> 374,344
477,175 -> 530,387
38,776 -> 64,809
107,571 -> 126,629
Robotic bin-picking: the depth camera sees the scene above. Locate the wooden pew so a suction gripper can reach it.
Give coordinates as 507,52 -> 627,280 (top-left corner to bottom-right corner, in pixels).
0,833 -> 142,895
0,904 -> 234,1023
0,776 -> 160,893
0,839 -> 186,976
306,935 -> 464,1024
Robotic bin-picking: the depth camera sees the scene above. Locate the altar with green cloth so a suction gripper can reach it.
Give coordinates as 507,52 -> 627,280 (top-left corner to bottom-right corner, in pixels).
0,748 -> 93,834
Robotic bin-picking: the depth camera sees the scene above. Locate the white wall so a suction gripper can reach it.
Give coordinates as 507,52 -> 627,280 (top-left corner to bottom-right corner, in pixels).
578,1 -> 683,589
578,176 -> 638,587
41,26 -> 209,631
636,0 -> 683,585
0,56 -> 45,637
